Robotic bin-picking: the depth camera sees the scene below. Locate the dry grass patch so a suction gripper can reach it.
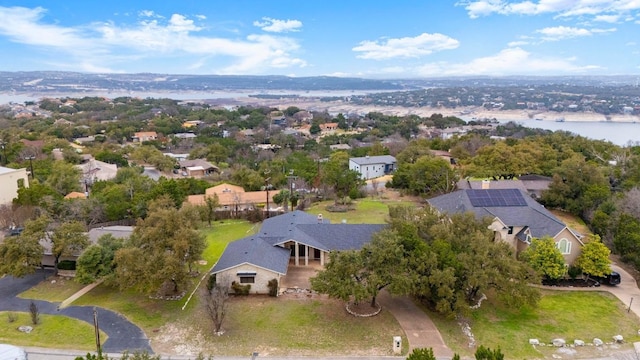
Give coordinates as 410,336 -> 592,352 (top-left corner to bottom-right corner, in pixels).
150,292 -> 405,357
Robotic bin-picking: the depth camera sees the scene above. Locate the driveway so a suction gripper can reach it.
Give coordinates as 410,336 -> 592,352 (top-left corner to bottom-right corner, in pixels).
0,270 -> 152,353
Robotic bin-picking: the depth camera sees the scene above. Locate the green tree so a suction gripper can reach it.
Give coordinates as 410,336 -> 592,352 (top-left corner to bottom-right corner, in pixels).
113,197 -> 206,295
613,214 -> 640,267
50,221 -> 89,275
311,229 -> 410,308
520,237 -> 566,281
392,155 -> 457,196
46,161 -> 82,196
320,151 -> 364,204
75,234 -> 125,284
576,235 -> 611,279
0,222 -> 44,277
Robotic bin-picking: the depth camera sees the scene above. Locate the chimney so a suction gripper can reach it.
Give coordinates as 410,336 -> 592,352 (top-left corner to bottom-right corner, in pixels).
482,179 -> 490,189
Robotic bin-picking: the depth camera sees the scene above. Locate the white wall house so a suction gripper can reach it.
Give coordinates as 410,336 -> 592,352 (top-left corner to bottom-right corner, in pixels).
348,155 -> 397,180
0,166 -> 29,205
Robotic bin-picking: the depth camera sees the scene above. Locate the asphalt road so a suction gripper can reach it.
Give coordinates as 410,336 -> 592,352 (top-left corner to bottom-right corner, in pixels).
0,270 -> 152,353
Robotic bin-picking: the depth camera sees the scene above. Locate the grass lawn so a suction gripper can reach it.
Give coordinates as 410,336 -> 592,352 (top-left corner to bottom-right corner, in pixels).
428,290 -> 640,359
305,198 -> 416,224
73,219 -> 258,332
0,311 -> 106,350
153,294 -> 406,357
18,276 -> 86,302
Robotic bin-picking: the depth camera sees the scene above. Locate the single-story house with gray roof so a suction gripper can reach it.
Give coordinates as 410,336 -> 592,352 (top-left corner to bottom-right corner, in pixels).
211,210 -> 385,294
349,155 -> 397,180
427,188 -> 584,264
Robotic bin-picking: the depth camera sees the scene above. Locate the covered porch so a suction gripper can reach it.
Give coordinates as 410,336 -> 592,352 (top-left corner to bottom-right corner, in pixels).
279,259 -> 323,290
281,240 -> 328,266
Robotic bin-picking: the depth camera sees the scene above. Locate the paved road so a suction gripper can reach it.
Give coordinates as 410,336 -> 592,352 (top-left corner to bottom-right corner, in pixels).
0,270 -> 152,353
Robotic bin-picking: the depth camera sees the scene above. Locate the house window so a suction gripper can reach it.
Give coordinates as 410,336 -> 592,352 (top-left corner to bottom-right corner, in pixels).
239,276 -> 255,284
557,238 -> 571,254
507,226 -> 514,234
17,179 -> 25,188
238,271 -> 256,284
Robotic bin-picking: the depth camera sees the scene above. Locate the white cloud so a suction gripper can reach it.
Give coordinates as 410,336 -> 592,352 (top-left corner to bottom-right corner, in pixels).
594,14 -> 620,23
416,47 -> 602,76
353,33 -> 459,60
536,26 -> 592,40
253,17 -> 302,33
0,6 -> 307,74
458,1 -> 640,19
535,26 -> 615,41
508,40 -> 529,46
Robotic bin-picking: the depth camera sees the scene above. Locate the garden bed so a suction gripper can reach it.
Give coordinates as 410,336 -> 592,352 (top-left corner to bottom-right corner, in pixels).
542,278 -> 600,288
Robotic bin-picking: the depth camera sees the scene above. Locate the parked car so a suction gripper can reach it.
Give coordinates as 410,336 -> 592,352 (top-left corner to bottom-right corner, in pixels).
594,271 -> 621,286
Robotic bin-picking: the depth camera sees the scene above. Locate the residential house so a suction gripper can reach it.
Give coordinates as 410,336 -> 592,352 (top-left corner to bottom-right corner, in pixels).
0,166 -> 29,205
132,131 -> 158,142
330,144 -> 352,151
186,182 -> 281,212
76,157 -> 118,182
319,122 -> 338,135
427,188 -> 583,264
178,159 -> 219,177
211,211 -> 385,294
349,155 -> 397,180
458,177 -> 552,199
40,225 -> 134,267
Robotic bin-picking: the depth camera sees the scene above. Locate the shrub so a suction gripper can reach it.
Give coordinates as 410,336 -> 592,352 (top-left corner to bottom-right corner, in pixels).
58,260 -> 77,270
475,345 -> 504,360
406,348 -> 436,360
231,281 -> 251,295
268,278 -> 278,297
568,265 -> 582,280
29,301 -> 39,325
206,274 -> 216,292
6,312 -> 17,323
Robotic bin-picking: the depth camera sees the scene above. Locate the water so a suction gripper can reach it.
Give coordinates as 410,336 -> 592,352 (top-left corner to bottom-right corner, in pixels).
1,92 -> 638,146
500,119 -> 640,146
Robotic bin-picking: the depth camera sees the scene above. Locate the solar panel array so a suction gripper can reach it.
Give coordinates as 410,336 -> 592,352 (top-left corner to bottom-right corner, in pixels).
466,189 -> 527,207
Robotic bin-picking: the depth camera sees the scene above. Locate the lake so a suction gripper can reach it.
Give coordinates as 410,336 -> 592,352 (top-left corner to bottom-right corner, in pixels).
499,119 -> 640,146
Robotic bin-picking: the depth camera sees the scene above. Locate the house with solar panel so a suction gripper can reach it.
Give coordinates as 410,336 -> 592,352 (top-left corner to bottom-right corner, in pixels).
211,210 -> 385,294
427,187 -> 584,265
349,155 -> 397,180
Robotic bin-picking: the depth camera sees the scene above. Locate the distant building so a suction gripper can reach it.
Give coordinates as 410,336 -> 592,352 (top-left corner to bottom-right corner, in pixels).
348,155 -> 397,180
132,131 -> 158,142
0,166 -> 29,205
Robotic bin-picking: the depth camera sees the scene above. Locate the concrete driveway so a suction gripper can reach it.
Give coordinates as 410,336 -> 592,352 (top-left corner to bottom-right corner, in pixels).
0,270 -> 152,353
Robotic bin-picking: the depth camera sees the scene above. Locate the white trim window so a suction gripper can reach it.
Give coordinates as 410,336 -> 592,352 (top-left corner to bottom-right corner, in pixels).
557,238 -> 571,254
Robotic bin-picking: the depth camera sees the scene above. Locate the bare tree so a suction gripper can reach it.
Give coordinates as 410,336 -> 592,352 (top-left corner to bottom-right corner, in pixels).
205,276 -> 230,335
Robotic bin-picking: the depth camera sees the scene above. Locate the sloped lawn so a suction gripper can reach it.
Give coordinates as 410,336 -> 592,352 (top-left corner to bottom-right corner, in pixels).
428,290 -> 640,359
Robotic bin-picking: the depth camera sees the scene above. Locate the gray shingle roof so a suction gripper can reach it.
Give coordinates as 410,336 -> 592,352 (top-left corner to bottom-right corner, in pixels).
427,189 -> 566,239
213,210 -> 386,274
212,236 -> 290,275
349,155 -> 396,166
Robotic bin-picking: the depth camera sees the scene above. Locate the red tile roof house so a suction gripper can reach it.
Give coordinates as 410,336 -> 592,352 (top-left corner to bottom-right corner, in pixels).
211,211 -> 385,295
132,131 -> 158,142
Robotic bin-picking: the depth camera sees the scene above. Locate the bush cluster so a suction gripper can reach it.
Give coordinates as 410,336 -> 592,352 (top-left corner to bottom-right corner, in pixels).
231,281 -> 251,295
267,278 -> 278,297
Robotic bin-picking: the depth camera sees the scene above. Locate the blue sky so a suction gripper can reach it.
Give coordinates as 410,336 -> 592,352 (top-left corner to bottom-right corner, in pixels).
0,1 -> 639,78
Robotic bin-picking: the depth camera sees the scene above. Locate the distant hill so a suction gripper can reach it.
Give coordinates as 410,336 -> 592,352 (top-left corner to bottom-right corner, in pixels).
0,72 -> 412,93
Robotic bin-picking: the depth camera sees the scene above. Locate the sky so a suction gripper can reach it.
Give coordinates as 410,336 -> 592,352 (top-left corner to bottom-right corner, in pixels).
0,1 -> 639,78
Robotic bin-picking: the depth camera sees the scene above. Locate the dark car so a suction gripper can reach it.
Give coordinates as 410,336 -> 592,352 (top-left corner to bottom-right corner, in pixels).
594,271 -> 621,286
